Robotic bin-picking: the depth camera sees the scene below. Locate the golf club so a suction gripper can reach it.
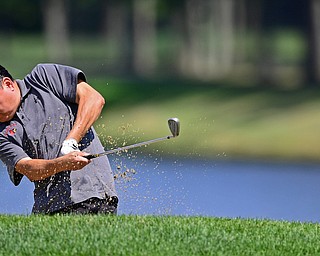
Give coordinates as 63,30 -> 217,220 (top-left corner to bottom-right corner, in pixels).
85,117 -> 180,160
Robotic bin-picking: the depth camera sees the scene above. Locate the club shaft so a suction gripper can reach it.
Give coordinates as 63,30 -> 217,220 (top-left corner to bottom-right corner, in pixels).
86,135 -> 173,159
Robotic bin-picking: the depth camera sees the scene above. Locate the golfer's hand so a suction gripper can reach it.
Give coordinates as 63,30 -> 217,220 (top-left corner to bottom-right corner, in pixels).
61,138 -> 80,155
61,151 -> 91,171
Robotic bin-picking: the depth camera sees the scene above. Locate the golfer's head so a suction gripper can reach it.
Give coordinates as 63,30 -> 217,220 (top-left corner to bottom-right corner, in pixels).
0,65 -> 20,122
0,65 -> 13,84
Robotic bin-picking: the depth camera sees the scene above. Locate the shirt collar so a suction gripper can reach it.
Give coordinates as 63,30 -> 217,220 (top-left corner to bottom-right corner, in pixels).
16,79 -> 31,99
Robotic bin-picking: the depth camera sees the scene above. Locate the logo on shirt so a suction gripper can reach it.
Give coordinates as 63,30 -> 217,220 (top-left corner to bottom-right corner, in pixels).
3,123 -> 17,137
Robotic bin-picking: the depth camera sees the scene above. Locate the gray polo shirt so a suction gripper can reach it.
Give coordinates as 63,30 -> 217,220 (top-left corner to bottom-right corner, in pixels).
0,63 -> 117,214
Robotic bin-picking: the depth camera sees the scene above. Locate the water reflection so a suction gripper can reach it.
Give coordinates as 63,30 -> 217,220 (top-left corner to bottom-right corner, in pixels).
1,157 -> 320,223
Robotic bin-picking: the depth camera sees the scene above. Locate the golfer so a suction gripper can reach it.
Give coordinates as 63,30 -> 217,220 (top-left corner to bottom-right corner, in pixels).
0,63 -> 118,214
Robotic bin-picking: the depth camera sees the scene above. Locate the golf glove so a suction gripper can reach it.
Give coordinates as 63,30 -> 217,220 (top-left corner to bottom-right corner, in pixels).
61,138 -> 80,155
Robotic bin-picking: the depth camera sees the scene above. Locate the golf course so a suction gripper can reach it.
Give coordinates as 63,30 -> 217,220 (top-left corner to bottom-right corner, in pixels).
2,1 -> 320,254
1,79 -> 320,255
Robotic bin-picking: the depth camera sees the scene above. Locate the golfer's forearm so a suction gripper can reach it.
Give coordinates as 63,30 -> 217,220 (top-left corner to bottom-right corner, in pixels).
67,81 -> 105,142
15,157 -> 65,181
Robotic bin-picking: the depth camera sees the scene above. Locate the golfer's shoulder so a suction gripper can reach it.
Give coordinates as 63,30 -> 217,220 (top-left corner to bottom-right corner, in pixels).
27,63 -> 76,85
31,63 -> 57,74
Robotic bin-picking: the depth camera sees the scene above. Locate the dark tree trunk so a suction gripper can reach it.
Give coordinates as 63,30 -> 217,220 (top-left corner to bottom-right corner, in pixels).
306,0 -> 320,85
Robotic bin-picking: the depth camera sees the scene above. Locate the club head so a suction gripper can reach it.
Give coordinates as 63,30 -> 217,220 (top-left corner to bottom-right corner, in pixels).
168,118 -> 180,137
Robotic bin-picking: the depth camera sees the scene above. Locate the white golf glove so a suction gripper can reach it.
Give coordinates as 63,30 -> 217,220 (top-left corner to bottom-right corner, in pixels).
60,138 -> 80,155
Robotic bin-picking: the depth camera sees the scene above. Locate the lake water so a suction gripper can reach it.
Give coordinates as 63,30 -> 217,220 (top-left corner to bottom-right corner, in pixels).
1,154 -> 320,223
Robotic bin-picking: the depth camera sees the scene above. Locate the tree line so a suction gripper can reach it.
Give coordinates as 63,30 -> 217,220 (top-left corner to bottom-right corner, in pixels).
0,0 -> 319,87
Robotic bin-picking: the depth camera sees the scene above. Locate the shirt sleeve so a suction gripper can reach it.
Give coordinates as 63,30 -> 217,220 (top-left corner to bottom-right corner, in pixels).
26,63 -> 87,103
0,134 -> 28,186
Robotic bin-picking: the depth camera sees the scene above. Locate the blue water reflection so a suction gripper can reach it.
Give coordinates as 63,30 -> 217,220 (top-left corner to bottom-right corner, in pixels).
1,156 -> 320,223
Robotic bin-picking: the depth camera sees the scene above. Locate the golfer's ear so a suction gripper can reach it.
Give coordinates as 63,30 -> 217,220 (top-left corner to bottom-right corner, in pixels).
2,77 -> 15,90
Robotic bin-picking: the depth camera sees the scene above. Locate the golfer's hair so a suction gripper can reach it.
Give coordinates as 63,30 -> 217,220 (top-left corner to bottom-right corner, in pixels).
0,65 -> 13,84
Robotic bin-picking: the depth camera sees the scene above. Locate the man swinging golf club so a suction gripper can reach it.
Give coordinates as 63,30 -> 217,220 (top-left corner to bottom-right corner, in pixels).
0,63 -> 118,214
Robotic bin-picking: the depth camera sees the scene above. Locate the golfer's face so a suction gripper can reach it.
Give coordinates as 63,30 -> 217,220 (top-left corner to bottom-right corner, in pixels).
0,78 -> 19,122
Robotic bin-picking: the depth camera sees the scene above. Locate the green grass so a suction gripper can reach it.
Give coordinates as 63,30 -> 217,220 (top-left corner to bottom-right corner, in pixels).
0,215 -> 320,255
92,78 -> 320,162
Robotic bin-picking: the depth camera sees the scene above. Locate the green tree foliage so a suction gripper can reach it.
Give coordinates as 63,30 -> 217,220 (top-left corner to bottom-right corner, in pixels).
0,0 -> 317,86
0,0 -> 42,31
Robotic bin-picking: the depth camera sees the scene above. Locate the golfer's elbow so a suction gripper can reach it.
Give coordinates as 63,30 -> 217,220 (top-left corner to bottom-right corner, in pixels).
15,159 -> 37,181
97,94 -> 105,109
84,84 -> 105,109
92,93 -> 105,113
